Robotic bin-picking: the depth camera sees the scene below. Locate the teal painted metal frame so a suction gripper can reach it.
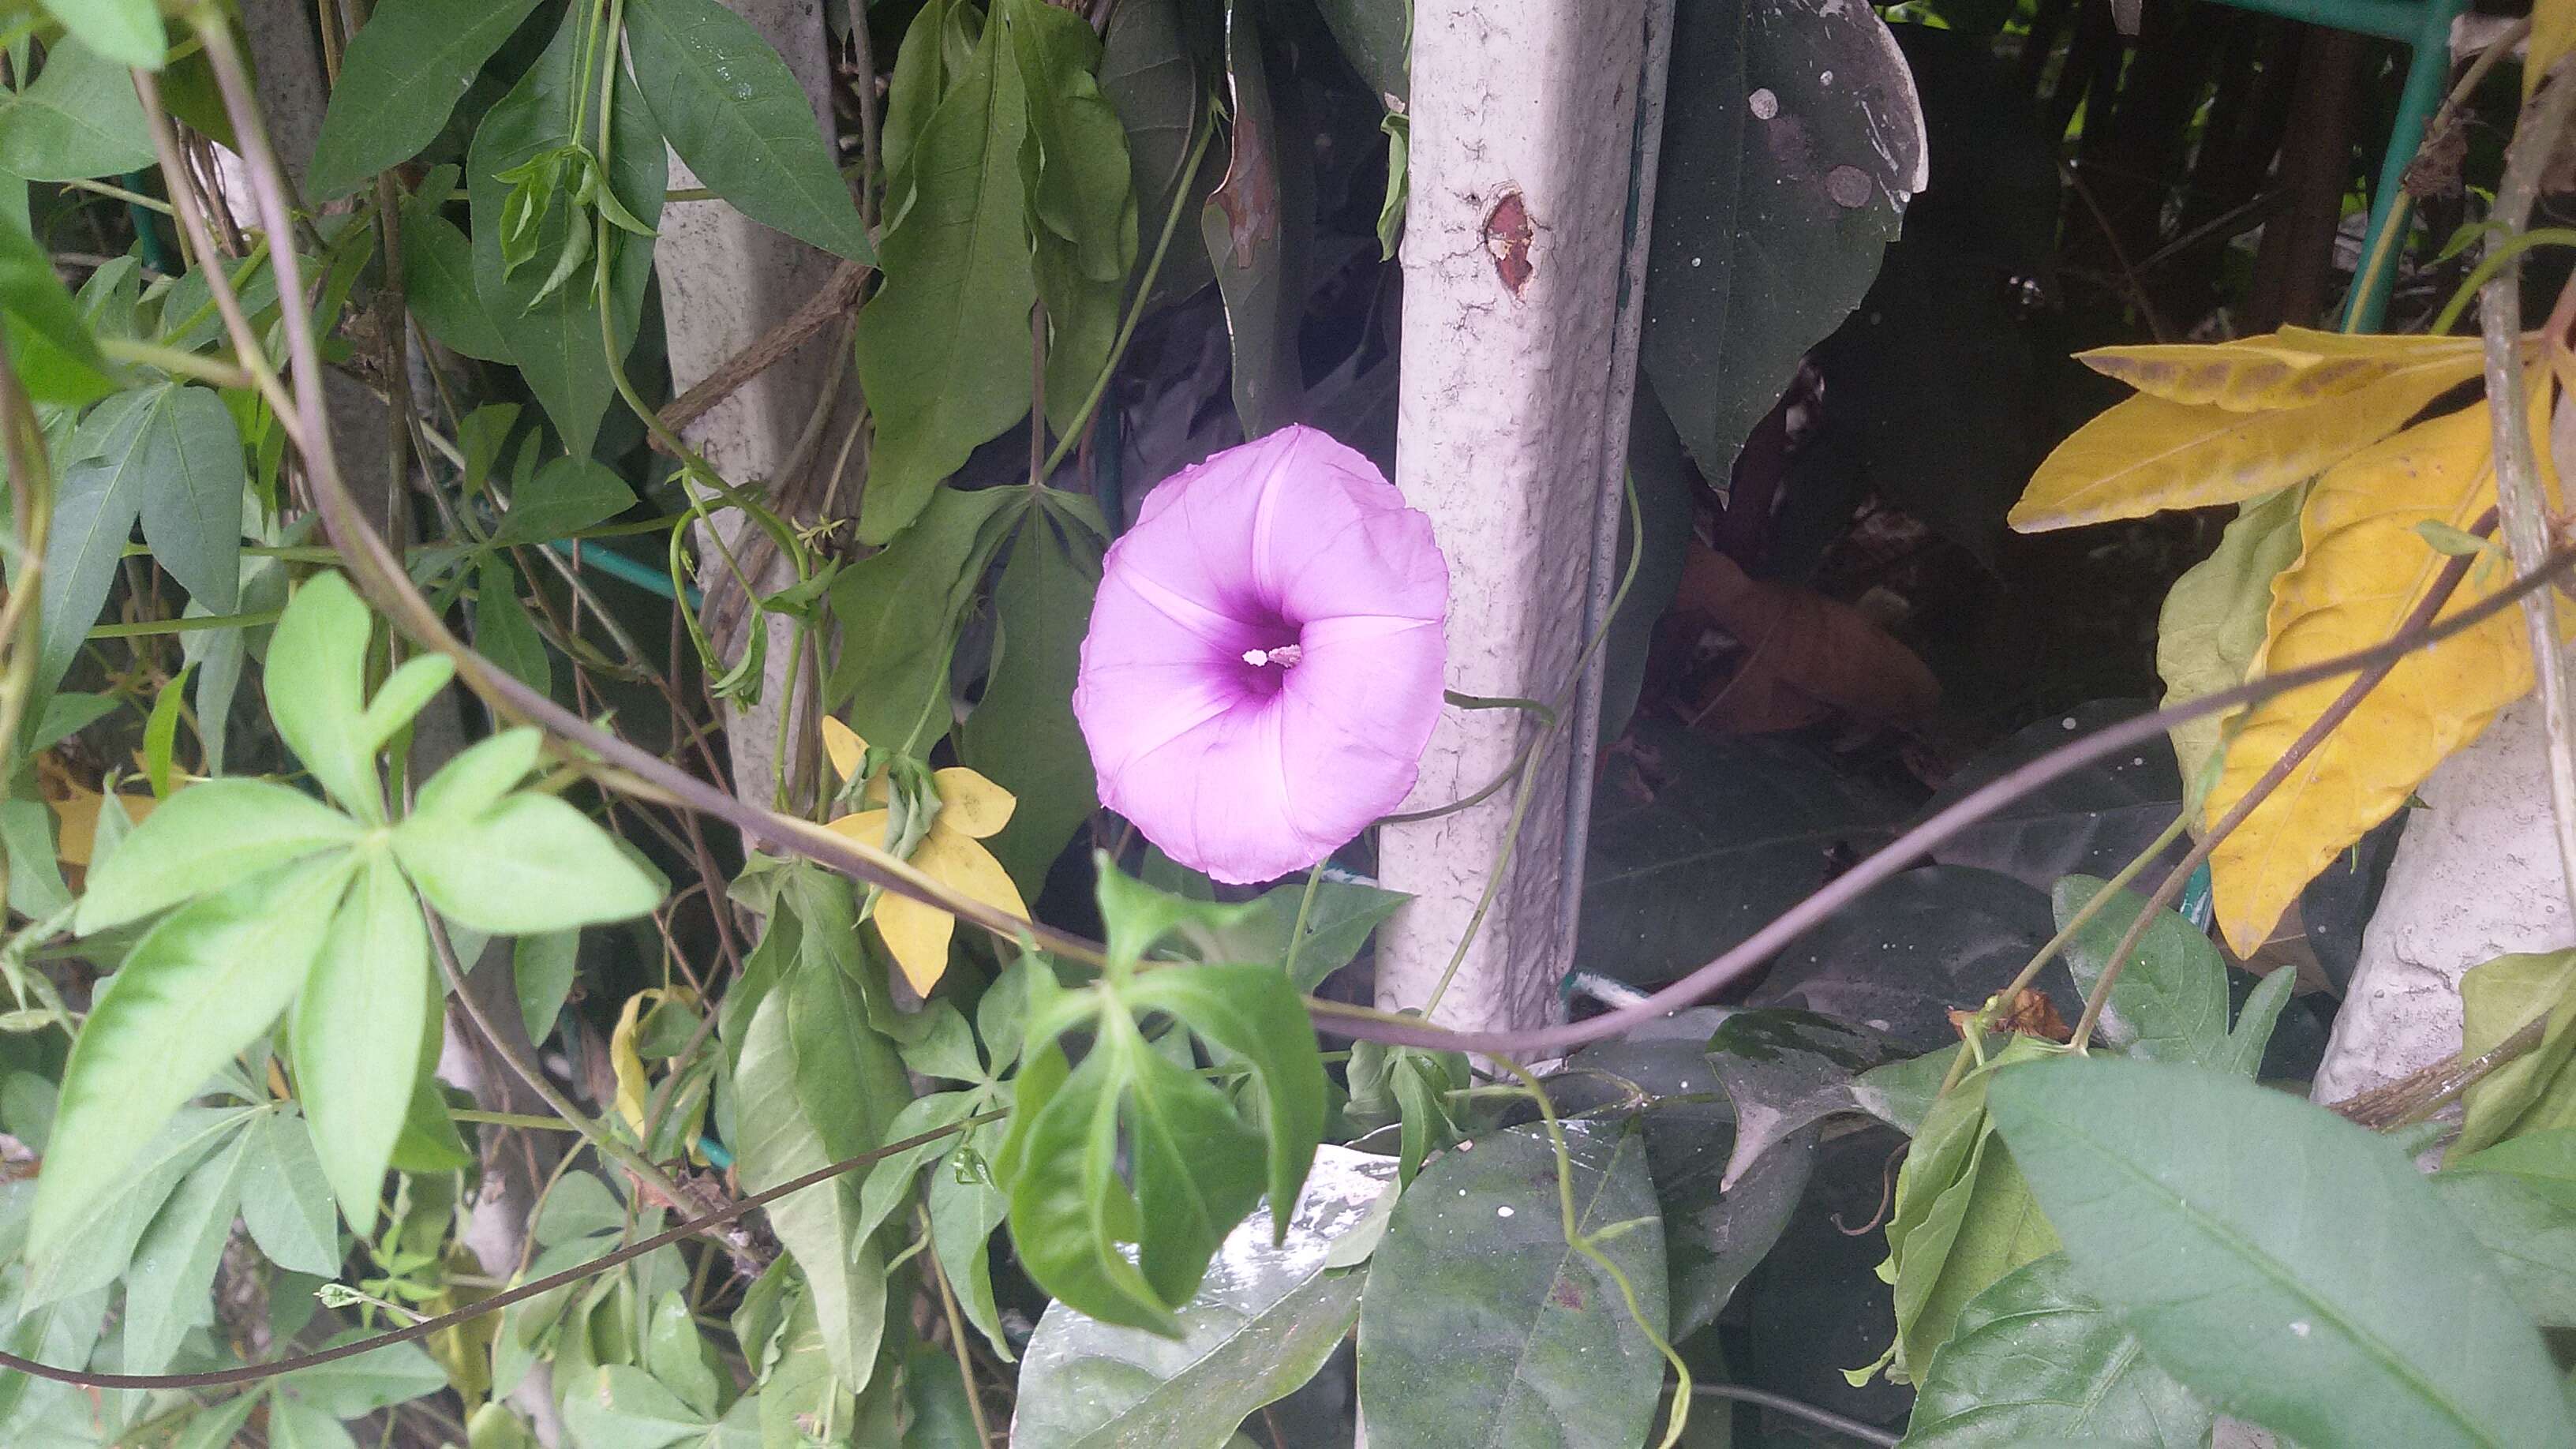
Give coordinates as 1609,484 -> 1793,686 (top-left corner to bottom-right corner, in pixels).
2207,0 -> 2469,329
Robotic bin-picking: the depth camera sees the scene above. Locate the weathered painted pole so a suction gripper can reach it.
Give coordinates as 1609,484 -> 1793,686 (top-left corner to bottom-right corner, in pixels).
1373,2 -> 1676,1038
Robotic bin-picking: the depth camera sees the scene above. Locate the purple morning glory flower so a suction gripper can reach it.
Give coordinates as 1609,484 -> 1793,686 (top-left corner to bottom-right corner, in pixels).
1073,425 -> 1449,884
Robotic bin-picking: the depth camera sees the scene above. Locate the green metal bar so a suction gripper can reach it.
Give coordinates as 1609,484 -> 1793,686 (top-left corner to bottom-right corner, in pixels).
2204,0 -> 2424,43
2342,0 -> 2471,329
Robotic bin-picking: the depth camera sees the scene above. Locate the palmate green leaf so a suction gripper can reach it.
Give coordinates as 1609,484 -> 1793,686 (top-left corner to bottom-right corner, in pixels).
2053,874 -> 2230,1067
730,986 -> 889,1390
268,572 -> 383,821
852,2 -> 1038,543
1355,1121 -> 1670,1449
24,1105 -> 249,1306
1989,1055 -> 2574,1448
1159,868 -> 1411,993
38,0 -> 165,69
293,853 -> 430,1236
823,481 -> 1022,745
1126,962 -> 1329,1241
393,792 -> 661,935
32,855 -> 356,1262
309,0 -> 546,199
1002,1037 -> 1174,1333
276,1338 -> 448,1417
466,6 -> 665,459
623,0 -> 873,263
956,508 -> 1102,893
414,726 -> 542,820
43,384 -> 245,691
1013,1145 -> 1395,1449
559,1363 -> 717,1449
268,1394 -> 361,1449
238,1108 -> 343,1275
75,777 -> 361,933
0,37 -> 154,181
121,1124 -> 253,1372
1904,1252 -> 2213,1447
0,215 -> 112,404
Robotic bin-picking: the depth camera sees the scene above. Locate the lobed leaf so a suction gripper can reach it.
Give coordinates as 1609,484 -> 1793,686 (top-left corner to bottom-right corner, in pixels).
75,777 -> 360,934
292,853 -> 432,1237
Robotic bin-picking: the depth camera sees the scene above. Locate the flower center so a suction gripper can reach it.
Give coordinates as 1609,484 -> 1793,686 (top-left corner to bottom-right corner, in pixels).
1239,643 -> 1303,669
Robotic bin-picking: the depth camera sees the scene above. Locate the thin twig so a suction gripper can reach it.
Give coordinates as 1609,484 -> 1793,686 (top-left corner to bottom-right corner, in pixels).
2331,1017 -> 2550,1130
1685,1383 -> 1898,1448
2477,64 -> 2576,924
2072,514 -> 2498,1050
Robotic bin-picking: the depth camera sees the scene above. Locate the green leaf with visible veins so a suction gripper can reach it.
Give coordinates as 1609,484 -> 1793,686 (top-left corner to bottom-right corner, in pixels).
852,7 -> 1037,542
75,777 -> 361,933
623,0 -> 874,263
0,37 -> 155,180
32,856 -> 355,1263
1990,1054 -> 2574,1448
38,0 -> 165,70
1906,1252 -> 2212,1447
294,852 -> 431,1236
309,0 -> 547,200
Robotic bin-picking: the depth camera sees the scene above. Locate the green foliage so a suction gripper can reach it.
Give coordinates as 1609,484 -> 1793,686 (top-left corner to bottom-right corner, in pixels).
1990,1055 -> 2574,1447
309,0 -> 549,201
0,38 -> 155,182
1355,1122 -> 1671,1449
1904,1252 -> 2212,1447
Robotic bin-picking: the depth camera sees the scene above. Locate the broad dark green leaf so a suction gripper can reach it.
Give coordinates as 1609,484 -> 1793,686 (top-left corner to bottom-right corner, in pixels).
309,0 -> 548,200
392,792 -> 662,934
1314,0 -> 1406,103
120,1125 -> 252,1372
1919,702 -> 2188,893
1638,0 -> 1923,473
853,6 -> 1037,542
75,777 -> 360,932
494,456 -> 635,545
43,384 -> 244,690
0,215 -> 111,403
2054,874 -> 2230,1066
1013,1145 -> 1394,1448
1990,1055 -> 2574,1447
38,0 -> 165,69
474,557 -> 552,696
401,200 -> 511,362
1357,1122 -> 1669,1449
823,482 -> 1023,744
268,572 -> 382,821
238,1109 -> 343,1275
293,853 -> 430,1235
1197,0 -> 1309,436
1905,1252 -> 2212,1447
1576,719 -> 1907,986
624,0 -> 874,263
0,37 -> 154,180
1702,1009 -> 1902,1189
1751,865 -> 2066,1053
1099,0 -> 1215,305
32,855 -> 354,1262
466,9 -> 665,459
957,508 -> 1101,891
731,986 -> 889,1389
515,929 -> 581,1043
2435,1165 -> 2576,1329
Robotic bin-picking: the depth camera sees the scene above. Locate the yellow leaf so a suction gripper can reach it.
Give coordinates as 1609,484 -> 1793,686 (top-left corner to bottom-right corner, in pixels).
824,807 -> 892,848
822,717 -> 867,784
2534,0 -> 2576,99
2009,351 -> 2485,532
2208,398 -> 2536,953
38,754 -> 154,871
609,990 -> 652,1137
872,829 -> 1027,994
930,766 -> 1016,838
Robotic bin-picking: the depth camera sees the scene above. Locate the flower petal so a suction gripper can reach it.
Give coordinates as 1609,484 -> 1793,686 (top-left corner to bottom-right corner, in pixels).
872,889 -> 957,995
1074,425 -> 1449,884
824,808 -> 892,845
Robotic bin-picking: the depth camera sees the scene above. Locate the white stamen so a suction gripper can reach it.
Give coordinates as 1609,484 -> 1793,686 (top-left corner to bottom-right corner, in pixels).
1241,644 -> 1304,668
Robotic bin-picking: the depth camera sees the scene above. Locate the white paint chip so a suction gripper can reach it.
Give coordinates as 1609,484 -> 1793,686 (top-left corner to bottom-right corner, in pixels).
1748,88 -> 1779,121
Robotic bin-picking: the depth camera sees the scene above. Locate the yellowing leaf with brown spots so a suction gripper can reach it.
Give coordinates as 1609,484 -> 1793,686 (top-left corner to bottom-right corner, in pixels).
2207,396 -> 2544,953
2078,331 -> 2481,413
2010,348 -> 2485,531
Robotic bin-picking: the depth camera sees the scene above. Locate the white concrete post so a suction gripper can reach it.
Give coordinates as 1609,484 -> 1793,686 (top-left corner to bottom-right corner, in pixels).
653,0 -> 854,808
2313,689 -> 2576,1103
1374,2 -> 1675,1035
